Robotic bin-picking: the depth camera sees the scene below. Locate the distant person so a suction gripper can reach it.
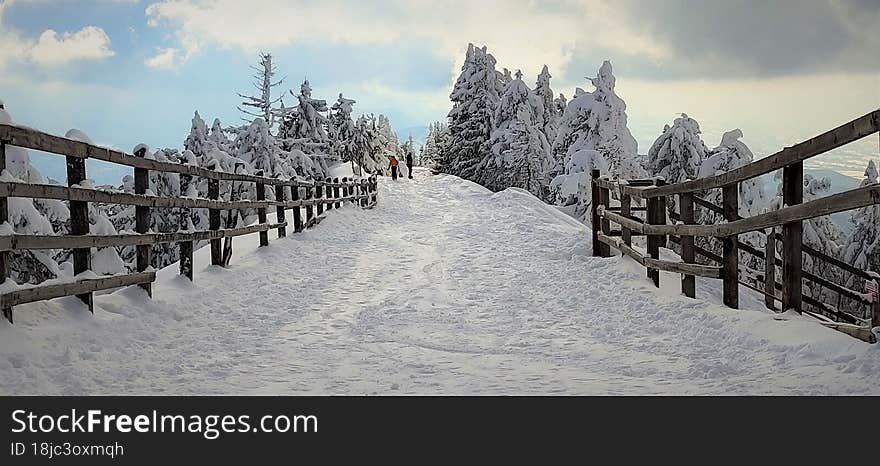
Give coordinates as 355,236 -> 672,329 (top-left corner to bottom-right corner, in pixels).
388,155 -> 399,180
406,151 -> 414,179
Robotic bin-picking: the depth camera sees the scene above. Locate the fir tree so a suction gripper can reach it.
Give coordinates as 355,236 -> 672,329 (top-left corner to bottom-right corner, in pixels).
237,52 -> 284,131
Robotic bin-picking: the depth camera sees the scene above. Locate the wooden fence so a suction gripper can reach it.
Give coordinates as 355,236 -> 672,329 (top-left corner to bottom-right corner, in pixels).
591,109 -> 880,342
0,123 -> 378,323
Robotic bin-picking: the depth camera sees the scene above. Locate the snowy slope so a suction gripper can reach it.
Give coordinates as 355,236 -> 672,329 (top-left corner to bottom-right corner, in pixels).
0,168 -> 878,395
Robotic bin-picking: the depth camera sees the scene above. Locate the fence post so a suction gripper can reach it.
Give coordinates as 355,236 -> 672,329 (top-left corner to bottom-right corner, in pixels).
207,165 -> 221,266
291,181 -> 303,233
305,181 -> 315,226
590,169 -> 602,257
317,180 -> 326,217
764,228 -> 776,310
360,179 -> 367,208
372,175 -> 378,205
872,277 -> 880,332
275,179 -> 286,239
782,161 -> 803,313
598,180 -> 611,258
334,177 -> 342,208
679,192 -> 696,298
0,141 -> 10,323
722,184 -> 739,308
620,190 -> 632,250
67,146 -> 93,312
133,147 -> 152,297
178,162 -> 193,281
646,180 -> 666,288
256,171 -> 268,247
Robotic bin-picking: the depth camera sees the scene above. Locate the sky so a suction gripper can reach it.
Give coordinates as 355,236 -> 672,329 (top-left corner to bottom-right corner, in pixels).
0,0 -> 877,184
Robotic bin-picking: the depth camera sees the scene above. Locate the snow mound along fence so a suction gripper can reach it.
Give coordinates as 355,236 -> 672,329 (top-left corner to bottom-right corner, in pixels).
591,109 -> 880,343
0,123 -> 379,323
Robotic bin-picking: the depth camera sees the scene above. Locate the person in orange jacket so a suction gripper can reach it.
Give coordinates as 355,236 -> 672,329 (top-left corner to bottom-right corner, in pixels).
388,155 -> 399,180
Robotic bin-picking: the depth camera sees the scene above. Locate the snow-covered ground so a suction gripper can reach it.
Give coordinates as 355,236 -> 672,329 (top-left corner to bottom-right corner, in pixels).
1,168 -> 878,395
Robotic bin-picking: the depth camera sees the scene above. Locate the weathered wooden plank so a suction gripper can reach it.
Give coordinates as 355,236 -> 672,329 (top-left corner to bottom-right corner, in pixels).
598,234 -> 722,278
0,181 -> 275,210
782,161 -> 804,313
66,151 -> 92,312
632,110 -> 880,198
178,161 -> 194,282
0,222 -> 286,250
133,146 -> 152,297
592,177 -> 617,190
679,192 -> 696,298
605,183 -> 880,238
722,185 -> 739,309
0,124 -> 321,187
773,232 -> 873,281
0,272 -> 156,308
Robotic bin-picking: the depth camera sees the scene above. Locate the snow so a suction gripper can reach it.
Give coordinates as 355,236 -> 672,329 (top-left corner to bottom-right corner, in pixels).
64,129 -> 93,144
1,168 -> 878,395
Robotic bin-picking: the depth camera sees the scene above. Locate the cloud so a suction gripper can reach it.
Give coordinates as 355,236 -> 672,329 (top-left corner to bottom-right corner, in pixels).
28,26 -> 115,66
0,0 -> 116,68
143,0 -> 880,82
144,47 -> 181,69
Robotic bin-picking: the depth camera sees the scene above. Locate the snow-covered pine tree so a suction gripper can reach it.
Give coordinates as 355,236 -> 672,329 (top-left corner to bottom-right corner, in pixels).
237,52 -> 284,131
550,61 -> 640,192
548,149 -> 609,224
447,44 -> 502,182
647,113 -> 707,202
695,129 -> 768,270
553,93 -> 567,119
277,79 -> 331,177
482,70 -> 551,196
534,65 -> 559,144
330,93 -> 357,172
841,160 -> 879,304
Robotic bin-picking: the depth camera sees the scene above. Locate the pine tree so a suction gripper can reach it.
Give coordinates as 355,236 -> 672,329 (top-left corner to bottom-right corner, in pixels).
695,129 -> 768,270
482,70 -> 551,196
842,160 -> 879,307
647,113 -> 707,185
330,93 -> 358,172
447,44 -> 502,182
534,65 -> 558,144
237,52 -> 284,131
551,61 -> 640,190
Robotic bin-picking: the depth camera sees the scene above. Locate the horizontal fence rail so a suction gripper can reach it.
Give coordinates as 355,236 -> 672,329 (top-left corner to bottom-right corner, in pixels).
0,123 -> 379,323
590,109 -> 880,343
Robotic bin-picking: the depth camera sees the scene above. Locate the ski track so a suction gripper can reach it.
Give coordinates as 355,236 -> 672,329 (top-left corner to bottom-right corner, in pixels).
1,168 -> 878,395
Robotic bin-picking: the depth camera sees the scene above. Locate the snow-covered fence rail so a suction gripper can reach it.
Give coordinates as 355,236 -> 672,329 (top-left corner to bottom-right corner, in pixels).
592,109 -> 880,342
0,123 -> 378,323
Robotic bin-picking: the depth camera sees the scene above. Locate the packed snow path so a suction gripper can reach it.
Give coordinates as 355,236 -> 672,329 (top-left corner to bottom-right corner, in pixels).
2,168 -> 878,394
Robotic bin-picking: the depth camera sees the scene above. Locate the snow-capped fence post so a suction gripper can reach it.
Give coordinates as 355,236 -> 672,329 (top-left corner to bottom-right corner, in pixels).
178,161 -> 194,281
66,146 -> 93,312
598,179 -> 611,257
620,190 -> 632,249
255,171 -> 268,247
274,179 -> 286,239
316,180 -> 325,217
207,163 -> 222,266
590,169 -> 604,257
722,185 -> 739,308
305,182 -> 315,226
781,161 -> 804,313
0,140 -> 10,323
645,179 -> 666,287
291,181 -> 303,233
334,177 -> 342,209
764,228 -> 776,310
679,192 -> 696,298
133,147 -> 152,297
